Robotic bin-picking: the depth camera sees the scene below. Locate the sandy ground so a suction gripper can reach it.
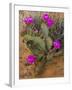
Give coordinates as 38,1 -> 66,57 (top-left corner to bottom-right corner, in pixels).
19,55 -> 64,79
19,36 -> 64,79
37,56 -> 64,78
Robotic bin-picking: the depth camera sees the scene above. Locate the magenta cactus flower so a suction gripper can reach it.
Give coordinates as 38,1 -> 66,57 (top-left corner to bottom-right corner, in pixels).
26,55 -> 37,64
42,13 -> 49,21
42,13 -> 54,28
53,40 -> 61,49
23,16 -> 33,24
47,18 -> 54,28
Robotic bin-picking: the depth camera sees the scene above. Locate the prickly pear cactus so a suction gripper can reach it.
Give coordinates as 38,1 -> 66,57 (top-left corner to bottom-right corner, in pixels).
19,11 -> 64,79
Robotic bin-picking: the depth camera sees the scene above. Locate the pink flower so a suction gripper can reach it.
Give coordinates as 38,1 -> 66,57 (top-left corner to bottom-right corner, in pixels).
53,40 -> 61,49
42,13 -> 54,28
23,17 -> 33,24
26,55 -> 37,64
42,13 -> 49,21
47,18 -> 54,28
